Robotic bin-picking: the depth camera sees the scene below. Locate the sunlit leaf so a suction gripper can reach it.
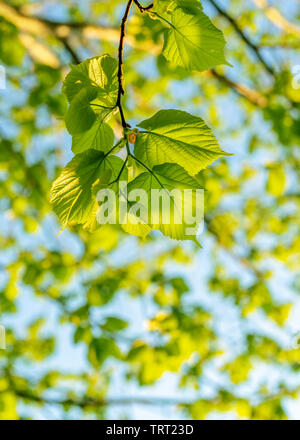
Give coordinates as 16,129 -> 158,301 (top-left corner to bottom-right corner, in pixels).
72,118 -> 115,154
135,109 -> 230,175
160,6 -> 229,71
126,162 -> 204,242
50,149 -> 126,228
63,54 -> 118,106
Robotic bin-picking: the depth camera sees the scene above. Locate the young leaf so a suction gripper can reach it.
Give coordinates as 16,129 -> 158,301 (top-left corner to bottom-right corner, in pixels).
101,317 -> 128,332
72,118 -> 114,154
126,162 -> 204,242
65,88 -> 97,135
50,149 -> 126,229
63,55 -> 118,135
160,6 -> 229,71
63,55 -> 118,107
88,337 -> 121,367
134,109 -> 230,176
154,0 -> 203,16
121,215 -> 152,239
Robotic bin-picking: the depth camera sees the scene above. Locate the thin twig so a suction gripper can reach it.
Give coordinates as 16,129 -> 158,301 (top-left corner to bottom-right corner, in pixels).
1,0 -> 275,108
10,389 -> 193,408
252,0 -> 300,38
130,153 -> 165,189
210,69 -> 268,107
109,156 -> 129,185
133,1 -> 153,13
116,0 -> 134,129
58,36 -> 81,64
9,386 -> 297,410
208,0 -> 275,76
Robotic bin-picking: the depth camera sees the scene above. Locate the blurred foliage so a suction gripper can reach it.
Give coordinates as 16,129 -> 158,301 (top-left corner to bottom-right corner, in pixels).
0,0 -> 299,420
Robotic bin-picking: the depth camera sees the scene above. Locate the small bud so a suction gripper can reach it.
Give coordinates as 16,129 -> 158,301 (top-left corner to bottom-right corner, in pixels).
128,132 -> 137,144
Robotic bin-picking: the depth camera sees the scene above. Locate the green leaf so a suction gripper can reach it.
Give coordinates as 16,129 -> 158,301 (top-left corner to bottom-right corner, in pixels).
134,109 -> 230,176
121,213 -> 152,239
72,118 -> 115,154
88,337 -> 121,367
63,54 -> 118,107
50,149 -> 126,229
160,6 -> 229,71
94,161 -> 151,238
63,55 -> 118,135
153,0 -> 170,15
266,163 -> 286,197
65,88 -> 97,135
154,0 -> 202,16
0,18 -> 25,66
101,317 -> 128,332
126,162 -> 204,242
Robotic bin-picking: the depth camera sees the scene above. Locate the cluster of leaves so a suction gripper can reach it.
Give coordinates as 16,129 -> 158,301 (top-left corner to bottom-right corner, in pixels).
50,0 -> 230,243
0,0 -> 299,421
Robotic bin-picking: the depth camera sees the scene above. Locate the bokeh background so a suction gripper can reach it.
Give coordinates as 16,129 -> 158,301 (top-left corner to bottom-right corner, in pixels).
0,0 -> 300,420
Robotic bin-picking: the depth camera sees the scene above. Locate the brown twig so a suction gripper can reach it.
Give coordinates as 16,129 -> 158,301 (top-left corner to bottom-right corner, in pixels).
133,1 -> 153,13
210,69 -> 268,107
253,0 -> 300,38
9,385 -> 298,412
116,0 -> 134,129
0,0 -> 273,109
58,36 -> 81,65
12,389 -> 192,408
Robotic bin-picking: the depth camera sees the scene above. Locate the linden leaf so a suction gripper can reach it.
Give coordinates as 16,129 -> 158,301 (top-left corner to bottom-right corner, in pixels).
63,54 -> 118,106
134,109 -> 230,176
160,6 -> 229,71
50,149 -> 126,229
126,162 -> 204,242
72,118 -> 115,154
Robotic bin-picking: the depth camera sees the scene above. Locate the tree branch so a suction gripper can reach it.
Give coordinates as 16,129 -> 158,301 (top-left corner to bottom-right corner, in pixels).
116,0 -> 134,129
0,0 -> 269,109
209,69 -> 268,107
133,1 -> 154,13
10,386 -> 298,412
18,33 -> 60,68
253,0 -> 300,38
12,389 -> 192,408
0,1 -> 159,55
58,36 -> 81,65
208,0 -> 275,76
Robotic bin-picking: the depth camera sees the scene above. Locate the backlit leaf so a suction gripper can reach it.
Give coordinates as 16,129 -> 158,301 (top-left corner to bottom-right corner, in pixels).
160,6 -> 229,71
126,162 -> 204,242
50,149 -> 126,228
62,54 -> 118,106
72,118 -> 115,154
134,109 -> 230,175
